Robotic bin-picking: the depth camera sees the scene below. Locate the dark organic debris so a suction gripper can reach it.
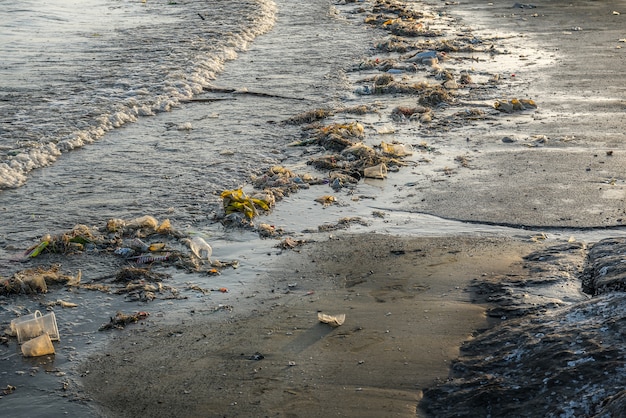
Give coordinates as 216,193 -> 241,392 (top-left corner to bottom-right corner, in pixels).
304,217 -> 371,233
0,265 -> 80,295
99,311 -> 150,331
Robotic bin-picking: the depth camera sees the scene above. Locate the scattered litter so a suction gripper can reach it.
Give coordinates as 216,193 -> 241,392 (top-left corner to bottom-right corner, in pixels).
315,195 -> 337,207
11,311 -> 59,351
364,163 -> 388,179
1,385 -> 16,396
276,237 -> 307,250
46,300 -> 78,308
318,312 -> 346,327
494,98 -> 537,113
381,142 -> 413,157
185,236 -> 212,261
99,311 -> 150,331
1,266 -> 81,295
21,334 -> 55,358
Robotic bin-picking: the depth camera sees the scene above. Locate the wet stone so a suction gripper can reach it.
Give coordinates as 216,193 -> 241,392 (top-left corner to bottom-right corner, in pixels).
581,237 -> 626,295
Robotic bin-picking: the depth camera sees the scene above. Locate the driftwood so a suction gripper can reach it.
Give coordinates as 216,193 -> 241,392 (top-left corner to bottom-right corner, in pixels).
203,86 -> 305,101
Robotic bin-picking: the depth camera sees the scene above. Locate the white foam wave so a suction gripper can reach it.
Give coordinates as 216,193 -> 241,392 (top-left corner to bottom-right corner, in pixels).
0,0 -> 277,189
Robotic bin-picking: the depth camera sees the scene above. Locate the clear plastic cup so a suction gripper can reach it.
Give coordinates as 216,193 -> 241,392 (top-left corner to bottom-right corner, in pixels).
363,163 -> 388,179
10,311 -> 42,336
14,314 -> 45,344
40,312 -> 60,342
21,333 -> 55,357
14,311 -> 60,343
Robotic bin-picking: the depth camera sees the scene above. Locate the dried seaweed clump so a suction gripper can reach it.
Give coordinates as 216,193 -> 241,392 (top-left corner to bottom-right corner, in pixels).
391,105 -> 431,121
315,122 -> 365,151
371,0 -> 426,20
252,166 -> 321,201
284,108 -> 333,125
376,36 -> 416,53
387,19 -> 440,38
418,85 -> 452,106
0,265 -> 79,295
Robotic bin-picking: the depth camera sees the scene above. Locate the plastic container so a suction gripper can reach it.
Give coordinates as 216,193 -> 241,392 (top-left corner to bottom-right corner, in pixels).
21,333 -> 55,357
14,311 -> 59,343
188,236 -> 212,261
13,311 -> 44,343
40,312 -> 60,342
381,142 -> 413,157
11,311 -> 42,335
363,163 -> 388,180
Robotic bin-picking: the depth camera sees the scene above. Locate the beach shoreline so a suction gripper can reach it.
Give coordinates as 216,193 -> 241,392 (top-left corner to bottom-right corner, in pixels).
5,0 -> 625,416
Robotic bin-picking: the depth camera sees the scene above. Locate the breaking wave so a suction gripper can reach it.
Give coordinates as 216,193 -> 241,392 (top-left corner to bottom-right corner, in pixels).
0,0 -> 276,189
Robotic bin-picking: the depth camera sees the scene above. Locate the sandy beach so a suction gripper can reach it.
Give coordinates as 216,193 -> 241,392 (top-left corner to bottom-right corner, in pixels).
5,0 -> 624,416
82,235 -> 538,417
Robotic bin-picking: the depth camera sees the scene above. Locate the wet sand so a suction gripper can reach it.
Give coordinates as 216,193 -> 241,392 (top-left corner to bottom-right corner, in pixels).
78,1 -> 626,417
81,235 -> 537,417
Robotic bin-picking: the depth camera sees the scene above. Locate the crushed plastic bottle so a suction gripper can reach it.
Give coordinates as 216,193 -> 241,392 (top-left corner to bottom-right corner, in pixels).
187,236 -> 212,261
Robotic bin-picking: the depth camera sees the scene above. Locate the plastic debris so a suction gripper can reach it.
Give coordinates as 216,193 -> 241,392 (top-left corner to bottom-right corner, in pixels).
494,98 -> 537,113
364,163 -> 388,179
318,313 -> 346,327
381,142 -> 413,157
186,236 -> 212,261
315,195 -> 337,207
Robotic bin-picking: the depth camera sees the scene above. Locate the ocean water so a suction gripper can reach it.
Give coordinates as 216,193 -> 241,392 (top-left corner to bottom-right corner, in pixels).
0,0 -> 276,189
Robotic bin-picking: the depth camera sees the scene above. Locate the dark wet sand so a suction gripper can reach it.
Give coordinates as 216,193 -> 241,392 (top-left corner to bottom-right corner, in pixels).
81,235 -> 538,417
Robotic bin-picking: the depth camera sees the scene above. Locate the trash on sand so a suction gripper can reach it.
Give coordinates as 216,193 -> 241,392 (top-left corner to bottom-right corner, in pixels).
24,224 -> 98,257
276,237 -> 307,250
130,252 -> 172,265
257,223 -> 284,238
99,311 -> 149,331
185,236 -> 212,261
106,216 -> 173,235
315,195 -> 337,207
24,240 -> 49,258
21,333 -> 55,357
318,313 -> 346,327
381,142 -> 413,157
251,166 -> 321,208
364,163 -> 388,179
1,266 -> 81,295
494,98 -> 537,113
342,142 -> 376,159
1,385 -> 16,396
46,299 -> 78,308
126,215 -> 159,230
315,122 -> 365,151
13,311 -> 59,344
249,352 -> 264,361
